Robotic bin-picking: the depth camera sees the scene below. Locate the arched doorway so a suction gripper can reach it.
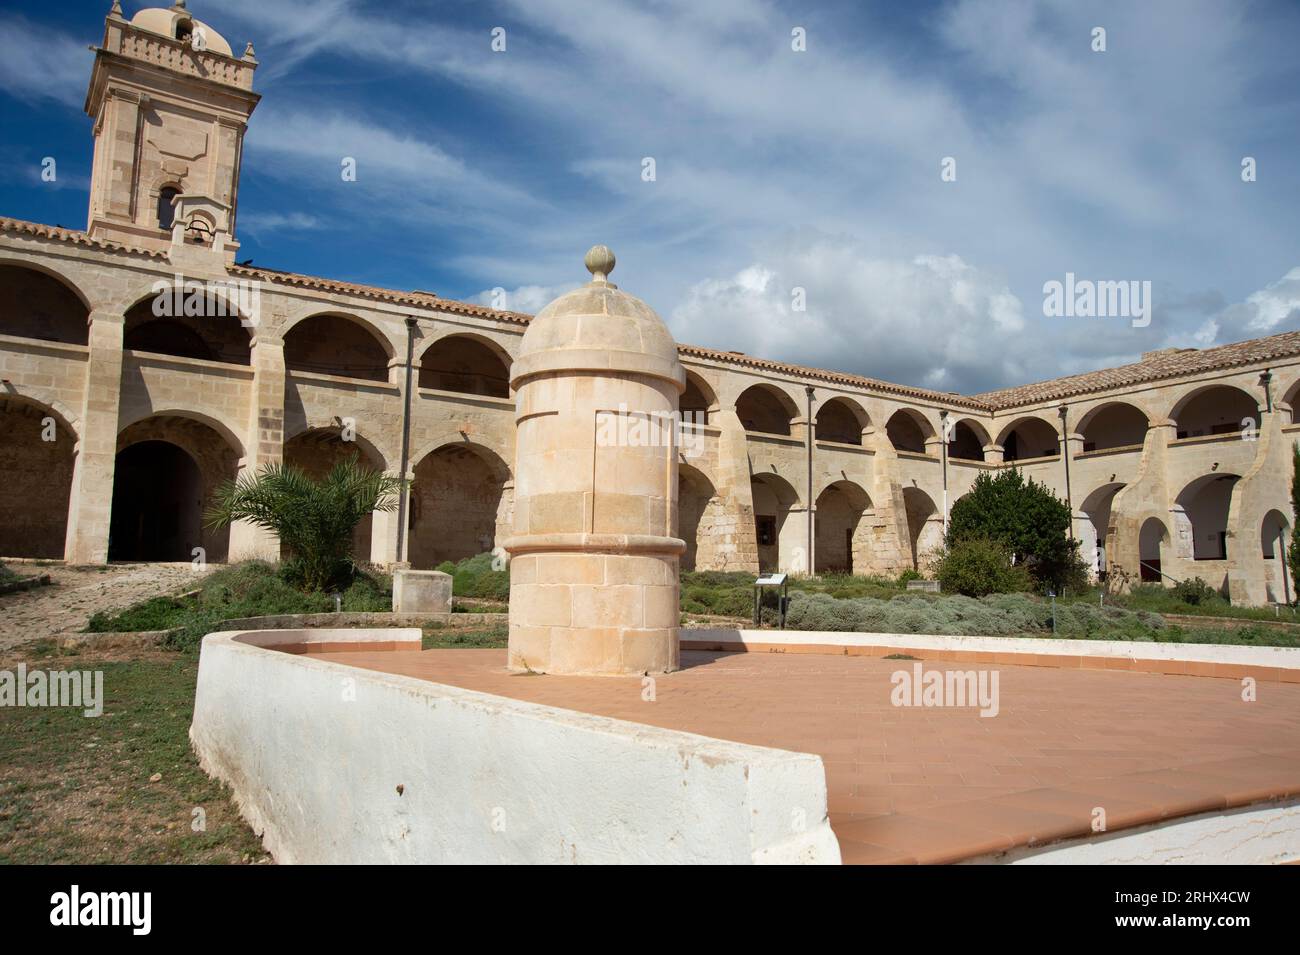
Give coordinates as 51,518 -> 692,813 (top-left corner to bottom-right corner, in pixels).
1138,517 -> 1169,583
751,473 -> 800,572
1261,509 -> 1292,603
815,398 -> 868,445
885,409 -> 934,454
815,481 -> 871,573
678,464 -> 723,571
947,419 -> 989,461
902,486 -> 941,569
1171,386 -> 1259,438
1080,482 -> 1125,579
1175,473 -> 1241,562
0,398 -> 76,558
999,416 -> 1060,461
408,444 -> 510,568
110,416 -> 240,561
1078,402 -> 1148,452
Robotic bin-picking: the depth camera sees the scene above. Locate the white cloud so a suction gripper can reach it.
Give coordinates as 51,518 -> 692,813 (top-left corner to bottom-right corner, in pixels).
670,233 -> 1033,394
471,282 -> 581,314
0,15 -> 91,109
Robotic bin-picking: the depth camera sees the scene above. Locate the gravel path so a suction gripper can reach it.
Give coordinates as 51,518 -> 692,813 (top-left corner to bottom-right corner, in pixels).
0,562 -> 207,650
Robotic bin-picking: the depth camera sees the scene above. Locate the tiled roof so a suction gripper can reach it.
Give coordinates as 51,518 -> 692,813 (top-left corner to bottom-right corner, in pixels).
5,214 -> 1298,413
226,263 -> 533,326
0,216 -> 168,259
973,331 -> 1300,410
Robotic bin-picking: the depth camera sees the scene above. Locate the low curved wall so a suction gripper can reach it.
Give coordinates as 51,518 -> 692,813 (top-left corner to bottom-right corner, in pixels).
190,628 -> 840,865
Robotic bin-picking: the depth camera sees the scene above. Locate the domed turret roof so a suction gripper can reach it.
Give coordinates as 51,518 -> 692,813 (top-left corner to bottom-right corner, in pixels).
131,2 -> 233,57
513,246 -> 684,390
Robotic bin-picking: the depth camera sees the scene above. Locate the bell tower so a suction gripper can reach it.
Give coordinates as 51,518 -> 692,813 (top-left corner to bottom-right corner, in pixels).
84,1 -> 260,263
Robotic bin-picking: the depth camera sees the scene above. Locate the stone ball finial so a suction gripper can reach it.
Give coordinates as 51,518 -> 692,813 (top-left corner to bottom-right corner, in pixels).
584,245 -> 616,283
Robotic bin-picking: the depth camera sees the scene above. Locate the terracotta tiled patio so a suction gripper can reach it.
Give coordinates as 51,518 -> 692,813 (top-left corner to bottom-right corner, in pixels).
301,647 -> 1300,863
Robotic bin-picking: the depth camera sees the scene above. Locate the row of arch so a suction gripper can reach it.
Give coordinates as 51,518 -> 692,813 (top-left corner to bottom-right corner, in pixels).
6,263 -> 1294,442
0,390 -> 512,566
1,263 -> 513,397
734,382 -> 1270,461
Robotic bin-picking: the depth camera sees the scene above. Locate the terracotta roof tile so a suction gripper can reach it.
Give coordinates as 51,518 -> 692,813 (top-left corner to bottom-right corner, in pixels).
0,216 -> 168,259
973,332 -> 1300,409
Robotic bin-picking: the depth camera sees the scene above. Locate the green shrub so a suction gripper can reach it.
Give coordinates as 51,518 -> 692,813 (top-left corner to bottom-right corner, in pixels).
783,589 -> 1167,640
1172,576 -> 1217,606
933,536 -> 1032,597
440,553 -> 511,600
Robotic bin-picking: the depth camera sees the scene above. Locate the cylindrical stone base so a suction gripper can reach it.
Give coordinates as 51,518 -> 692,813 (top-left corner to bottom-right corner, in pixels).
506,546 -> 680,675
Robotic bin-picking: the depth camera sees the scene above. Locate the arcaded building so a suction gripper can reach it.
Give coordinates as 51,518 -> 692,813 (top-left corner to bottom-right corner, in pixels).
1,4 -> 1295,606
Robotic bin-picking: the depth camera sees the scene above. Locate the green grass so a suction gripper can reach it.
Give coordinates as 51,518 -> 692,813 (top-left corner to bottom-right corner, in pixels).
1100,583 -> 1300,624
0,648 -> 269,864
680,569 -> 906,617
422,626 -> 508,649
436,553 -> 510,600
85,561 -> 393,651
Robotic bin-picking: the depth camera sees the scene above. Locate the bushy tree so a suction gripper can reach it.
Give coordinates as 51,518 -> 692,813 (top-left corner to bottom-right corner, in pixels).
207,457 -> 402,592
947,468 -> 1085,594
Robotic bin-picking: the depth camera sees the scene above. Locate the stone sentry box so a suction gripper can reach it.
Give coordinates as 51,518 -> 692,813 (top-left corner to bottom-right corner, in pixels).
505,247 -> 686,675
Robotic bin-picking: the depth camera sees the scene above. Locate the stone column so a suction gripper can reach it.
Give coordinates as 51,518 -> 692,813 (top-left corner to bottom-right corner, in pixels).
369,467 -> 411,567
64,309 -> 125,564
228,335 -> 284,561
506,247 -> 685,675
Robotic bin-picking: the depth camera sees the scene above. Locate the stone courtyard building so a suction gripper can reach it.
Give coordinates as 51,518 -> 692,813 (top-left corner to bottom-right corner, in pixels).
0,3 -> 1296,606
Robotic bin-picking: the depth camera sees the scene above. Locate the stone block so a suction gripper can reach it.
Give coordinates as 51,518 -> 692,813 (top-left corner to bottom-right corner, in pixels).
392,569 -> 453,613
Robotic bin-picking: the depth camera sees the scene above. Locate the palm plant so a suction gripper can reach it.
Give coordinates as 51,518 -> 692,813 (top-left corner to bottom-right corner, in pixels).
207,456 -> 403,592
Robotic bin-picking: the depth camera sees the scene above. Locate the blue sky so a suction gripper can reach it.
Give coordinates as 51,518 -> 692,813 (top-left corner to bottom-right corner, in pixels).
2,0 -> 1299,394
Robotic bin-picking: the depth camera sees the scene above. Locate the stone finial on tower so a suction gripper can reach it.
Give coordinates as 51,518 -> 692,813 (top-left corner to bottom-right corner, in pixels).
584,244 -> 616,284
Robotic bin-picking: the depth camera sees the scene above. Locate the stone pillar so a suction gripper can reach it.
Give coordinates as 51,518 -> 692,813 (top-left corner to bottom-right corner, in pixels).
505,246 -> 685,675
228,336 -> 284,561
369,467 -> 410,566
64,309 -> 125,564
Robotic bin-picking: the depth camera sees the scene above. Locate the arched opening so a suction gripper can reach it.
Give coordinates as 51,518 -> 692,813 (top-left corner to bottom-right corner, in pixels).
1283,379 -> 1300,425
902,486 -> 941,570
736,385 -> 796,436
110,416 -> 240,561
681,372 -> 716,426
815,398 -> 868,446
0,398 -> 75,558
1262,509 -> 1292,603
157,186 -> 180,231
947,418 -> 989,462
1000,416 -> 1060,462
418,335 -> 510,397
886,409 -> 934,454
678,464 -> 723,571
123,292 -> 250,364
1175,473 -> 1241,562
283,428 -> 386,564
0,264 -> 89,345
815,481 -> 871,574
1139,517 -> 1169,582
1080,482 -> 1125,579
284,314 -> 391,382
751,472 -> 799,572
1172,386 -> 1260,439
408,443 -> 510,568
1079,402 -> 1148,452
